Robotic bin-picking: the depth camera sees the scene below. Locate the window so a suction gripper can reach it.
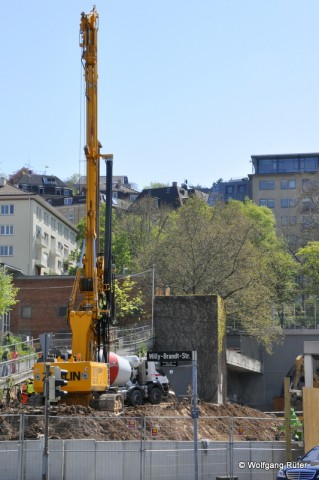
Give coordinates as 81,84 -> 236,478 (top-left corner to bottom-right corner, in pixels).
130,194 -> 138,202
44,212 -> 49,225
0,225 -> 13,235
64,227 -> 69,239
36,206 -> 42,219
259,199 -> 275,208
281,180 -> 296,189
0,246 -> 13,256
51,217 -> 56,230
44,232 -> 49,244
68,213 -> 74,223
58,306 -> 67,317
21,306 -> 32,319
258,159 -> 277,173
281,198 -> 296,208
64,189 -> 70,196
64,197 -> 73,205
3,312 -> 10,332
112,192 -> 118,199
43,252 -> 49,266
259,180 -> 275,190
301,199 -> 315,212
226,186 -> 233,194
0,204 -> 14,215
238,185 -> 246,193
300,157 -> 318,172
281,216 -> 296,226
278,159 -> 298,173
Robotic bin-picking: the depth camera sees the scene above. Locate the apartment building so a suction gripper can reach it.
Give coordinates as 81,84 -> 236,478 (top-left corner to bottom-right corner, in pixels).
250,153 -> 319,250
208,177 -> 251,205
0,180 -> 77,275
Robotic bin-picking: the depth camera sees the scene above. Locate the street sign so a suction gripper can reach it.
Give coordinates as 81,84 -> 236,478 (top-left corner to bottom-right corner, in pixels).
147,351 -> 192,362
161,361 -> 178,367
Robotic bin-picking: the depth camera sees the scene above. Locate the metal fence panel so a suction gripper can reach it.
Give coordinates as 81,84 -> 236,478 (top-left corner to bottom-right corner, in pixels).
0,413 -> 305,480
95,441 -> 141,480
0,441 -> 20,480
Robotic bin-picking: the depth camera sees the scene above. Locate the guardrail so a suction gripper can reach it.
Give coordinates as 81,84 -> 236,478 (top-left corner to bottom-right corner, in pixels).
0,352 -> 38,388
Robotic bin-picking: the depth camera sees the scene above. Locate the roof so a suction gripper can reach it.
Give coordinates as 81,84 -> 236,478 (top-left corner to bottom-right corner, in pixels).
0,182 -> 77,232
9,170 -> 68,188
251,152 -> 319,160
0,183 -> 29,196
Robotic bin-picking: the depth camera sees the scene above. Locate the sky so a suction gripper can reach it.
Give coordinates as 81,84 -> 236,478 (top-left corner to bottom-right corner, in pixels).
2,1 -> 319,190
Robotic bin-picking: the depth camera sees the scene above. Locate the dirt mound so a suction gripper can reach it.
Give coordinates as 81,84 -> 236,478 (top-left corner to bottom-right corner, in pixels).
0,396 -> 285,442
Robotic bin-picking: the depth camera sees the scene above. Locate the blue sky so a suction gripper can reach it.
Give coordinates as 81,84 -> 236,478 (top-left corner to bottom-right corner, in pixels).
2,1 -> 319,190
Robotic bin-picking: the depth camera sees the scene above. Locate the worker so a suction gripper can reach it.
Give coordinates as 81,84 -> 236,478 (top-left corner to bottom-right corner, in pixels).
21,382 -> 29,404
21,379 -> 35,404
1,350 -> 9,377
10,349 -> 18,374
26,378 -> 35,396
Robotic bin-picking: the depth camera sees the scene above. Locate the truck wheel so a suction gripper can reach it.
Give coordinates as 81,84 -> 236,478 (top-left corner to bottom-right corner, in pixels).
149,386 -> 162,405
129,389 -> 143,406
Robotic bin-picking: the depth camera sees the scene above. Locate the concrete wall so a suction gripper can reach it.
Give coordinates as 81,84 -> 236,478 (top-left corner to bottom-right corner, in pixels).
229,329 -> 319,411
153,295 -> 227,403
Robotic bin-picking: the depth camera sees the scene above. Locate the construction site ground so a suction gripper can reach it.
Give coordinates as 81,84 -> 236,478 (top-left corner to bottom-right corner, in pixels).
0,394 -> 285,442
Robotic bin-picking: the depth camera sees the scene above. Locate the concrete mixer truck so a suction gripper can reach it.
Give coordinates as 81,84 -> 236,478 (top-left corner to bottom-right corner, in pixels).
106,353 -> 169,406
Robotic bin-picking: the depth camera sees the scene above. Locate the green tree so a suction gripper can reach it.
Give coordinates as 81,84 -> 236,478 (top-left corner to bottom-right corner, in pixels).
0,268 -> 19,317
296,241 -> 319,296
142,182 -> 169,189
64,173 -> 81,195
114,277 -> 144,326
137,197 -> 297,349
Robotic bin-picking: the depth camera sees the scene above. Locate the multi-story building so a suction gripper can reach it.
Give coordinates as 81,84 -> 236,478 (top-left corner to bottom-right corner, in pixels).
50,175 -> 139,224
250,152 -> 319,250
208,177 -> 251,206
134,182 -> 208,210
0,180 -> 77,275
8,168 -> 72,199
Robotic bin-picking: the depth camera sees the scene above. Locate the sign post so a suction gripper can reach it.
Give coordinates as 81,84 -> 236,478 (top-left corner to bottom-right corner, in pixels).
148,350 -> 198,480
192,351 -> 198,480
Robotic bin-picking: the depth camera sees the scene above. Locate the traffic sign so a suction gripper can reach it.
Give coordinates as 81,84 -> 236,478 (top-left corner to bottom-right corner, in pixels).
147,351 -> 192,362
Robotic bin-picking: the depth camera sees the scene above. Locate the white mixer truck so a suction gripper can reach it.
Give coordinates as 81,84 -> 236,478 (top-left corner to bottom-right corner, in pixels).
108,353 -> 169,406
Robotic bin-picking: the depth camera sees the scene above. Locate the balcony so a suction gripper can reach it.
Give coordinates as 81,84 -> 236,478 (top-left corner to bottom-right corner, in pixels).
50,247 -> 62,258
35,257 -> 47,268
35,234 -> 47,249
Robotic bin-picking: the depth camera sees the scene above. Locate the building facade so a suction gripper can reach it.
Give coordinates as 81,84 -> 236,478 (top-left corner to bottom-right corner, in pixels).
250,152 -> 319,250
0,181 -> 77,276
208,177 -> 251,206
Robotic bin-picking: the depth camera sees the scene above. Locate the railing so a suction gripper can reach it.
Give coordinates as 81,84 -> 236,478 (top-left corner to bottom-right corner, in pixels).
49,324 -> 154,355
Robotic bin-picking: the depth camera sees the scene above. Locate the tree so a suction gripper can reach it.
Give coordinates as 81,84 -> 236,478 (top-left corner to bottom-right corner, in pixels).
296,241 -> 319,297
114,277 -> 145,327
136,197 -> 297,349
64,173 -> 81,195
142,182 -> 169,189
0,268 -> 19,317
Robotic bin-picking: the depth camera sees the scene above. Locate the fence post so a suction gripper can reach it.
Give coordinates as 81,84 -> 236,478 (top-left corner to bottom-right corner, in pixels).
18,412 -> 25,480
229,416 -> 234,478
140,416 -> 146,480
